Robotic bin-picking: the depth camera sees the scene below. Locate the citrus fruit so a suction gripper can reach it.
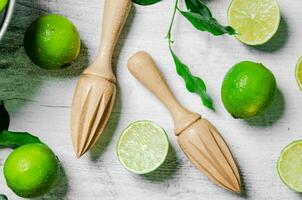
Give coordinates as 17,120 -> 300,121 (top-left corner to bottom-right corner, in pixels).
117,120 -> 169,174
295,56 -> 302,90
3,143 -> 60,198
221,61 -> 277,119
277,140 -> 302,192
228,0 -> 281,46
24,14 -> 81,70
0,0 -> 8,12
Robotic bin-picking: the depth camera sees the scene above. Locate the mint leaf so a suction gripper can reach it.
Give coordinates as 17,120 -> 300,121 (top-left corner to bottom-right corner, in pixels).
169,46 -> 214,110
0,131 -> 42,148
0,101 -> 9,132
184,0 -> 212,17
178,9 -> 236,36
132,0 -> 161,5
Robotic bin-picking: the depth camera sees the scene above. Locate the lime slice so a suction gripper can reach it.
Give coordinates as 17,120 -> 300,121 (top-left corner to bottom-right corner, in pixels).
228,0 -> 281,46
295,56 -> 302,90
277,140 -> 302,192
117,121 -> 169,174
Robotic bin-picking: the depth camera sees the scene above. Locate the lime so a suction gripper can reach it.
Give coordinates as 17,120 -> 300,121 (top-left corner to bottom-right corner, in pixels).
221,61 -> 277,119
24,14 -> 81,70
295,56 -> 302,90
228,0 -> 280,46
116,121 -> 169,174
277,141 -> 302,192
3,143 -> 60,198
0,0 -> 8,12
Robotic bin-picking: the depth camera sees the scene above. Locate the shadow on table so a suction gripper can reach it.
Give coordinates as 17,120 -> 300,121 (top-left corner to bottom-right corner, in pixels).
245,89 -> 285,127
246,16 -> 288,52
142,144 -> 180,182
37,164 -> 69,200
89,6 -> 135,161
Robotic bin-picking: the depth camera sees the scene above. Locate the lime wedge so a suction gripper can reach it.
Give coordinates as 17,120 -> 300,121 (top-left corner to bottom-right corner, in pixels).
116,121 -> 169,174
277,140 -> 302,192
295,56 -> 302,90
228,0 -> 281,46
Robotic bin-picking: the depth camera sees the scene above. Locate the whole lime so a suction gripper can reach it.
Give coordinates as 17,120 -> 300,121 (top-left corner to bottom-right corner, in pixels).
3,143 -> 60,198
221,61 -> 277,119
24,14 -> 81,70
0,0 -> 8,12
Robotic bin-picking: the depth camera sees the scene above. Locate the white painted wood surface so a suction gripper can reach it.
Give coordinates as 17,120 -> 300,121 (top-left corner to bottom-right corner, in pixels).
0,0 -> 301,199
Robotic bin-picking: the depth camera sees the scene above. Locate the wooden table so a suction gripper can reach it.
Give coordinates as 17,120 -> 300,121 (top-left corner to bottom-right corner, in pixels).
1,0 -> 302,199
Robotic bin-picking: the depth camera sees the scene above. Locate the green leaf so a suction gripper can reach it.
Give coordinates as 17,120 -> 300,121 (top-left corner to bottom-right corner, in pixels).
0,130 -> 43,148
184,0 -> 212,17
132,0 -> 161,5
178,9 -> 236,36
0,195 -> 8,200
0,101 -> 9,132
169,46 -> 214,110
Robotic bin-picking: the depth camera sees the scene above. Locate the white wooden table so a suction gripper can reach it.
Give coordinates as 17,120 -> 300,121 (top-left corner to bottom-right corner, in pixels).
1,0 -> 302,199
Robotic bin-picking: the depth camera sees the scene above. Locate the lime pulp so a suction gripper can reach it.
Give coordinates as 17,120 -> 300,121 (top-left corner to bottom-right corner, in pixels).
116,120 -> 169,174
277,140 -> 302,192
228,0 -> 281,46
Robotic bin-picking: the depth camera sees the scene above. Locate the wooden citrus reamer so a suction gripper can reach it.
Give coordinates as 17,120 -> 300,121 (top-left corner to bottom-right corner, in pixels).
128,51 -> 241,193
70,0 -> 131,158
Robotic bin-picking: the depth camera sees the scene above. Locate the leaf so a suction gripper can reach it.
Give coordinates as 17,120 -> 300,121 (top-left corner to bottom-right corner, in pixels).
132,0 -> 161,6
184,0 -> 212,17
0,101 -> 9,132
169,46 -> 214,110
0,131 -> 43,148
178,9 -> 236,36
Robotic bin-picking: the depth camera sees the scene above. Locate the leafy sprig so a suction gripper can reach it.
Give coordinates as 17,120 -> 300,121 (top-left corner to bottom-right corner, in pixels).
167,0 -> 235,110
0,102 -> 43,148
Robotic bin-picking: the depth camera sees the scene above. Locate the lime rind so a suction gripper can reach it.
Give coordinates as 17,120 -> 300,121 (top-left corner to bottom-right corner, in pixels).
295,56 -> 302,90
228,0 -> 281,46
116,120 -> 169,175
277,140 -> 302,192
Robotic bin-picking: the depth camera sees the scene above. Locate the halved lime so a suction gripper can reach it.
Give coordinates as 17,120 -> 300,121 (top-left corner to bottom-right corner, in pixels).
116,121 -> 169,174
277,140 -> 302,192
228,0 -> 281,46
295,56 -> 302,90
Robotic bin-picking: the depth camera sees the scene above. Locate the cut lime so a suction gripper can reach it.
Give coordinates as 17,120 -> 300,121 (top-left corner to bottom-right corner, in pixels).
116,121 -> 169,174
295,56 -> 302,90
277,140 -> 302,192
228,0 -> 281,46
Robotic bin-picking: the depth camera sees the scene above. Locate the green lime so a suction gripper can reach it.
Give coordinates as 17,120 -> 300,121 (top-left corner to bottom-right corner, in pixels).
116,120 -> 169,174
24,14 -> 81,70
277,140 -> 302,192
228,0 -> 280,46
0,0 -> 8,12
221,61 -> 277,119
3,143 -> 60,198
295,56 -> 302,90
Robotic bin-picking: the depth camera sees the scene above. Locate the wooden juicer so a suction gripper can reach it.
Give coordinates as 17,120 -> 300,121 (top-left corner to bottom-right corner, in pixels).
70,0 -> 132,158
128,51 -> 241,193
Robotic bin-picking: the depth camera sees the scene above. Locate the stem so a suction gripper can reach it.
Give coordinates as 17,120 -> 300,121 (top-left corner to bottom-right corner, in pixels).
167,0 -> 179,46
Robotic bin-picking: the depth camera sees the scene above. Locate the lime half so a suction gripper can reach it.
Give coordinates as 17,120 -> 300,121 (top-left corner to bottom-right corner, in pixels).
295,56 -> 302,90
277,140 -> 302,192
117,121 -> 169,174
228,0 -> 280,46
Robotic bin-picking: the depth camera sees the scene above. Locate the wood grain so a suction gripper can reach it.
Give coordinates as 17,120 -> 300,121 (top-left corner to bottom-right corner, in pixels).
1,0 -> 302,199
